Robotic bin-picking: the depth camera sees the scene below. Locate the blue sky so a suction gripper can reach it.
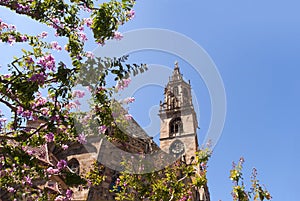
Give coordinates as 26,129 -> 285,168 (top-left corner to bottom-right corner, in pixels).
1,1 -> 300,200
120,1 -> 300,200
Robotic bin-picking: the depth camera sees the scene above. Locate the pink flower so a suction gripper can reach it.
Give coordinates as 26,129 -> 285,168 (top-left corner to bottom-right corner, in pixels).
72,90 -> 85,98
0,22 -> 8,29
84,18 -> 93,27
78,26 -> 84,31
57,160 -> 67,170
98,125 -> 107,134
77,133 -> 87,144
26,150 -> 35,155
66,189 -> 73,198
24,175 -> 32,185
35,96 -> 47,107
45,132 -> 54,142
16,106 -> 23,115
50,41 -> 62,51
74,100 -> 81,106
124,97 -> 135,104
65,102 -> 77,110
25,56 -> 34,64
28,72 -> 47,84
20,35 -> 27,42
39,31 -> 48,38
37,54 -> 55,71
46,167 -> 60,174
7,187 -> 15,193
86,86 -> 92,92
116,78 -> 131,90
85,51 -> 94,58
113,31 -> 123,40
8,35 -> 16,45
40,107 -> 50,116
78,32 -> 88,41
62,144 -> 68,150
125,114 -> 132,120
8,24 -> 16,30
51,18 -> 60,24
127,10 -> 135,20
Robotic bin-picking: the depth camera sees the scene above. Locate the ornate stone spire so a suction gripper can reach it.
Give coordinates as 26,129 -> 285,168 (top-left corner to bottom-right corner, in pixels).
170,61 -> 183,82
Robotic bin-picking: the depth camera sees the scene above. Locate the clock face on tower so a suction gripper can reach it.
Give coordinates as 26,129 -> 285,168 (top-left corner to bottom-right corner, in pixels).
169,140 -> 185,157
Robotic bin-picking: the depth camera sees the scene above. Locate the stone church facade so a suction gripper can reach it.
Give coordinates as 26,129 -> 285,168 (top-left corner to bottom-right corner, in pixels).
0,63 -> 210,201
159,62 -> 210,201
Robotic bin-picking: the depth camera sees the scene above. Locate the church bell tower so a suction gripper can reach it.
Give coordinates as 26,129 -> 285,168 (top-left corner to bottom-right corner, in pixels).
159,61 -> 199,162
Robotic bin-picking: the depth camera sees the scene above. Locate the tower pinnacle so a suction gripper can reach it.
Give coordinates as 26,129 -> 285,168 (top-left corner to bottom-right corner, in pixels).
171,61 -> 182,82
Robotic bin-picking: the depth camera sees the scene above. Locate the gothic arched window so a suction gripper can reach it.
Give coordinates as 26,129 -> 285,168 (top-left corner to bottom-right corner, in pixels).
183,88 -> 189,105
173,86 -> 178,96
169,117 -> 183,136
68,158 -> 80,174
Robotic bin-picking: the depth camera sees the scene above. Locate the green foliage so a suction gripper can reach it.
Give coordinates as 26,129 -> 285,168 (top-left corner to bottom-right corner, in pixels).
230,158 -> 272,201
113,149 -> 212,201
85,161 -> 106,187
0,0 -> 140,200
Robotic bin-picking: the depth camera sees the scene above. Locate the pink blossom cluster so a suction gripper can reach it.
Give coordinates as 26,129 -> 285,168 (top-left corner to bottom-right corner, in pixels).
124,97 -> 135,104
78,32 -> 88,41
50,41 -> 62,51
125,114 -> 132,120
85,51 -> 94,58
38,31 -> 48,38
50,18 -> 62,30
98,125 -> 107,134
0,1 -> 32,12
0,19 -> 28,45
116,78 -> 131,90
81,113 -> 91,124
40,107 -> 50,116
83,18 -> 93,27
57,160 -> 67,170
77,133 -> 87,144
113,31 -> 123,40
65,102 -> 78,110
46,167 -> 60,175
23,175 -> 32,186
7,186 -> 15,193
72,90 -> 85,98
62,144 -> 69,150
66,189 -> 73,198
16,106 -> 33,119
37,54 -> 56,71
20,35 -> 28,42
28,72 -> 47,85
33,94 -> 48,107
45,132 -> 54,142
79,5 -> 92,13
126,10 -> 135,20
16,3 -> 30,12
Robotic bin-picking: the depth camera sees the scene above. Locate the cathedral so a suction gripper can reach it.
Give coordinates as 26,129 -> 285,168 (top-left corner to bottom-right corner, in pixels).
83,61 -> 210,200
0,62 -> 210,201
159,62 -> 210,201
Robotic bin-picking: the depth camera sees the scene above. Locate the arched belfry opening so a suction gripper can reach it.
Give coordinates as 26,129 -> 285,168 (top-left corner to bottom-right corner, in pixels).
169,117 -> 183,137
68,158 -> 80,174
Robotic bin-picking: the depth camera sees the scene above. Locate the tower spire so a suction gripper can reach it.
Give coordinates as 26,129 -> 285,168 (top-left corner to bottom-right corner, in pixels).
171,61 -> 183,82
